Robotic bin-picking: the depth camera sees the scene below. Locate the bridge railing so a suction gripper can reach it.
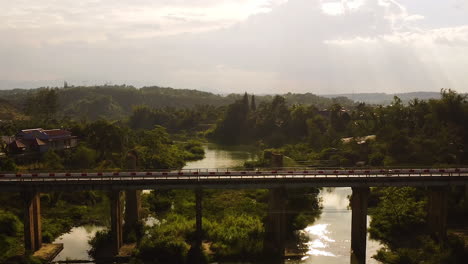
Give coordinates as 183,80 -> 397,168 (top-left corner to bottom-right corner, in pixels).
2,165 -> 468,174
1,168 -> 467,182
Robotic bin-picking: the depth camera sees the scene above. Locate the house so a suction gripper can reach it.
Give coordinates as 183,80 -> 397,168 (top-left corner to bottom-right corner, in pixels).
7,128 -> 77,154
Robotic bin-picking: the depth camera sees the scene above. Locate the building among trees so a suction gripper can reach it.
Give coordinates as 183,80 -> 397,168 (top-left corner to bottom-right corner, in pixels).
5,128 -> 77,154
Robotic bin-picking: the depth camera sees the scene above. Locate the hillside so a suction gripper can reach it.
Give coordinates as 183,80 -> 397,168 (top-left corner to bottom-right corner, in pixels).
0,98 -> 27,120
0,85 -> 356,120
1,86 -> 455,121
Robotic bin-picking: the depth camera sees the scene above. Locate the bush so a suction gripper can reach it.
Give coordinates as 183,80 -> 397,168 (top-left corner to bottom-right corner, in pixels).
369,187 -> 427,247
137,214 -> 193,263
369,152 -> 385,166
207,214 -> 264,259
42,150 -> 64,170
138,236 -> 188,264
0,210 -> 21,236
0,158 -> 17,172
88,230 -> 112,259
67,145 -> 97,169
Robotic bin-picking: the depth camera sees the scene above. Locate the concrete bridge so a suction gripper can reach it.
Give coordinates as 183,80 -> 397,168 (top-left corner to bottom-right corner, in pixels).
1,167 -> 468,264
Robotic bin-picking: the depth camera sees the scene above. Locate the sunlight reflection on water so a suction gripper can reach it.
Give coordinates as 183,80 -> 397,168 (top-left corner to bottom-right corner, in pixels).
52,225 -> 105,261
302,224 -> 336,257
287,187 -> 381,264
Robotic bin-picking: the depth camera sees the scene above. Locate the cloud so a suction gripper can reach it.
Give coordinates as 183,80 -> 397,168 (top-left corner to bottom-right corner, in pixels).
0,0 -> 288,43
0,0 -> 467,94
325,26 -> 468,46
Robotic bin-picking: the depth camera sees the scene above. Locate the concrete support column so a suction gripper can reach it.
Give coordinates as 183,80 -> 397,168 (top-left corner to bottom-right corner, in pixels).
22,191 -> 42,252
263,187 -> 286,263
123,150 -> 141,242
110,190 -> 123,255
427,186 -> 448,242
351,187 -> 369,264
124,190 -> 141,236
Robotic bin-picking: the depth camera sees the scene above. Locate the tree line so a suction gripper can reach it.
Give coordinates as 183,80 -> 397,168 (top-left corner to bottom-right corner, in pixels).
0,85 -> 354,121
210,89 -> 468,167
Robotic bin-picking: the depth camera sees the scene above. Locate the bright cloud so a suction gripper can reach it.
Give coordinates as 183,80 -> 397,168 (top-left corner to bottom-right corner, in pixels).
0,0 -> 288,43
0,0 -> 467,94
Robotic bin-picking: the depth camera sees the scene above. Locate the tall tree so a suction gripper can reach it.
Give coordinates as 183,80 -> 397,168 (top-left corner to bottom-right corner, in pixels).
243,92 -> 250,113
250,95 -> 256,111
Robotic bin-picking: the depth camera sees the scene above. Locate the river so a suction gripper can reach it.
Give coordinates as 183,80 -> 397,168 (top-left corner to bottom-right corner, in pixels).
52,143 -> 380,263
287,187 -> 381,264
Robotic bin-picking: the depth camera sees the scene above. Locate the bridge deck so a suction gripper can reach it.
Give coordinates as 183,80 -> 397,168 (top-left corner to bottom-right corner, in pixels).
1,168 -> 467,191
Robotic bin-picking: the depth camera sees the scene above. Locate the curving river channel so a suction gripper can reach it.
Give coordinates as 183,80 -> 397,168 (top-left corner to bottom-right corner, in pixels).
52,143 -> 380,263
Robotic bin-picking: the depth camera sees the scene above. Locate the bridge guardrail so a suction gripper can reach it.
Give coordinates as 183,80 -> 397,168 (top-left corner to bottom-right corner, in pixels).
1,168 -> 467,183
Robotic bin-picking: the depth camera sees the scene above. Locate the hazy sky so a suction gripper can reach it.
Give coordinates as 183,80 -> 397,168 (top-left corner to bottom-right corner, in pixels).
1,0 -> 468,94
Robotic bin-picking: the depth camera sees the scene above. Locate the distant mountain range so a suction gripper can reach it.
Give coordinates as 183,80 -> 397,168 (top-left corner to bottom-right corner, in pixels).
321,92 -> 444,104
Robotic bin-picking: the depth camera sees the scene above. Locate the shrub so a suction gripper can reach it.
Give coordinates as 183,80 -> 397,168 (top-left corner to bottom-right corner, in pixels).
88,230 -> 112,259
369,152 -> 385,166
0,210 -> 21,236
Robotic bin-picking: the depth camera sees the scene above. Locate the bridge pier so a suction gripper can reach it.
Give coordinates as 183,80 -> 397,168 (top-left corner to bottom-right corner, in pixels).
263,187 -> 286,263
22,191 -> 42,252
350,187 -> 369,264
427,186 -> 448,242
110,190 -> 123,255
123,151 -> 141,242
124,190 -> 141,240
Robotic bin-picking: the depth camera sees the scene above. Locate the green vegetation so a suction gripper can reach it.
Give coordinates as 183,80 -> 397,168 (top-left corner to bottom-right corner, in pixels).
211,89 -> 467,167
0,210 -> 22,262
210,89 -> 468,262
1,120 -> 203,172
369,187 -> 468,263
0,98 -> 27,121
0,191 -> 110,263
0,86 -> 467,262
178,140 -> 205,161
137,188 -> 321,263
0,85 -> 354,122
0,87 -> 213,261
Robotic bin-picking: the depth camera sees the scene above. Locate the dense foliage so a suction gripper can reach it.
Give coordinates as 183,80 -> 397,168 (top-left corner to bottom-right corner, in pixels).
0,92 -> 207,261
369,187 -> 468,263
0,85 -> 353,121
211,89 -> 468,166
210,89 -> 468,262
139,188 -> 321,262
0,86 -> 467,263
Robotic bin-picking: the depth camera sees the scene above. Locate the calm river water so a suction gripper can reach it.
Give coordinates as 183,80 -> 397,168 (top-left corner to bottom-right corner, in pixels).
52,143 -> 380,263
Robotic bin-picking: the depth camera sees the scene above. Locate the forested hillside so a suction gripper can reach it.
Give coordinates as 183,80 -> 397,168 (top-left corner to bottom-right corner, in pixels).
0,99 -> 27,121
0,85 -> 355,121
